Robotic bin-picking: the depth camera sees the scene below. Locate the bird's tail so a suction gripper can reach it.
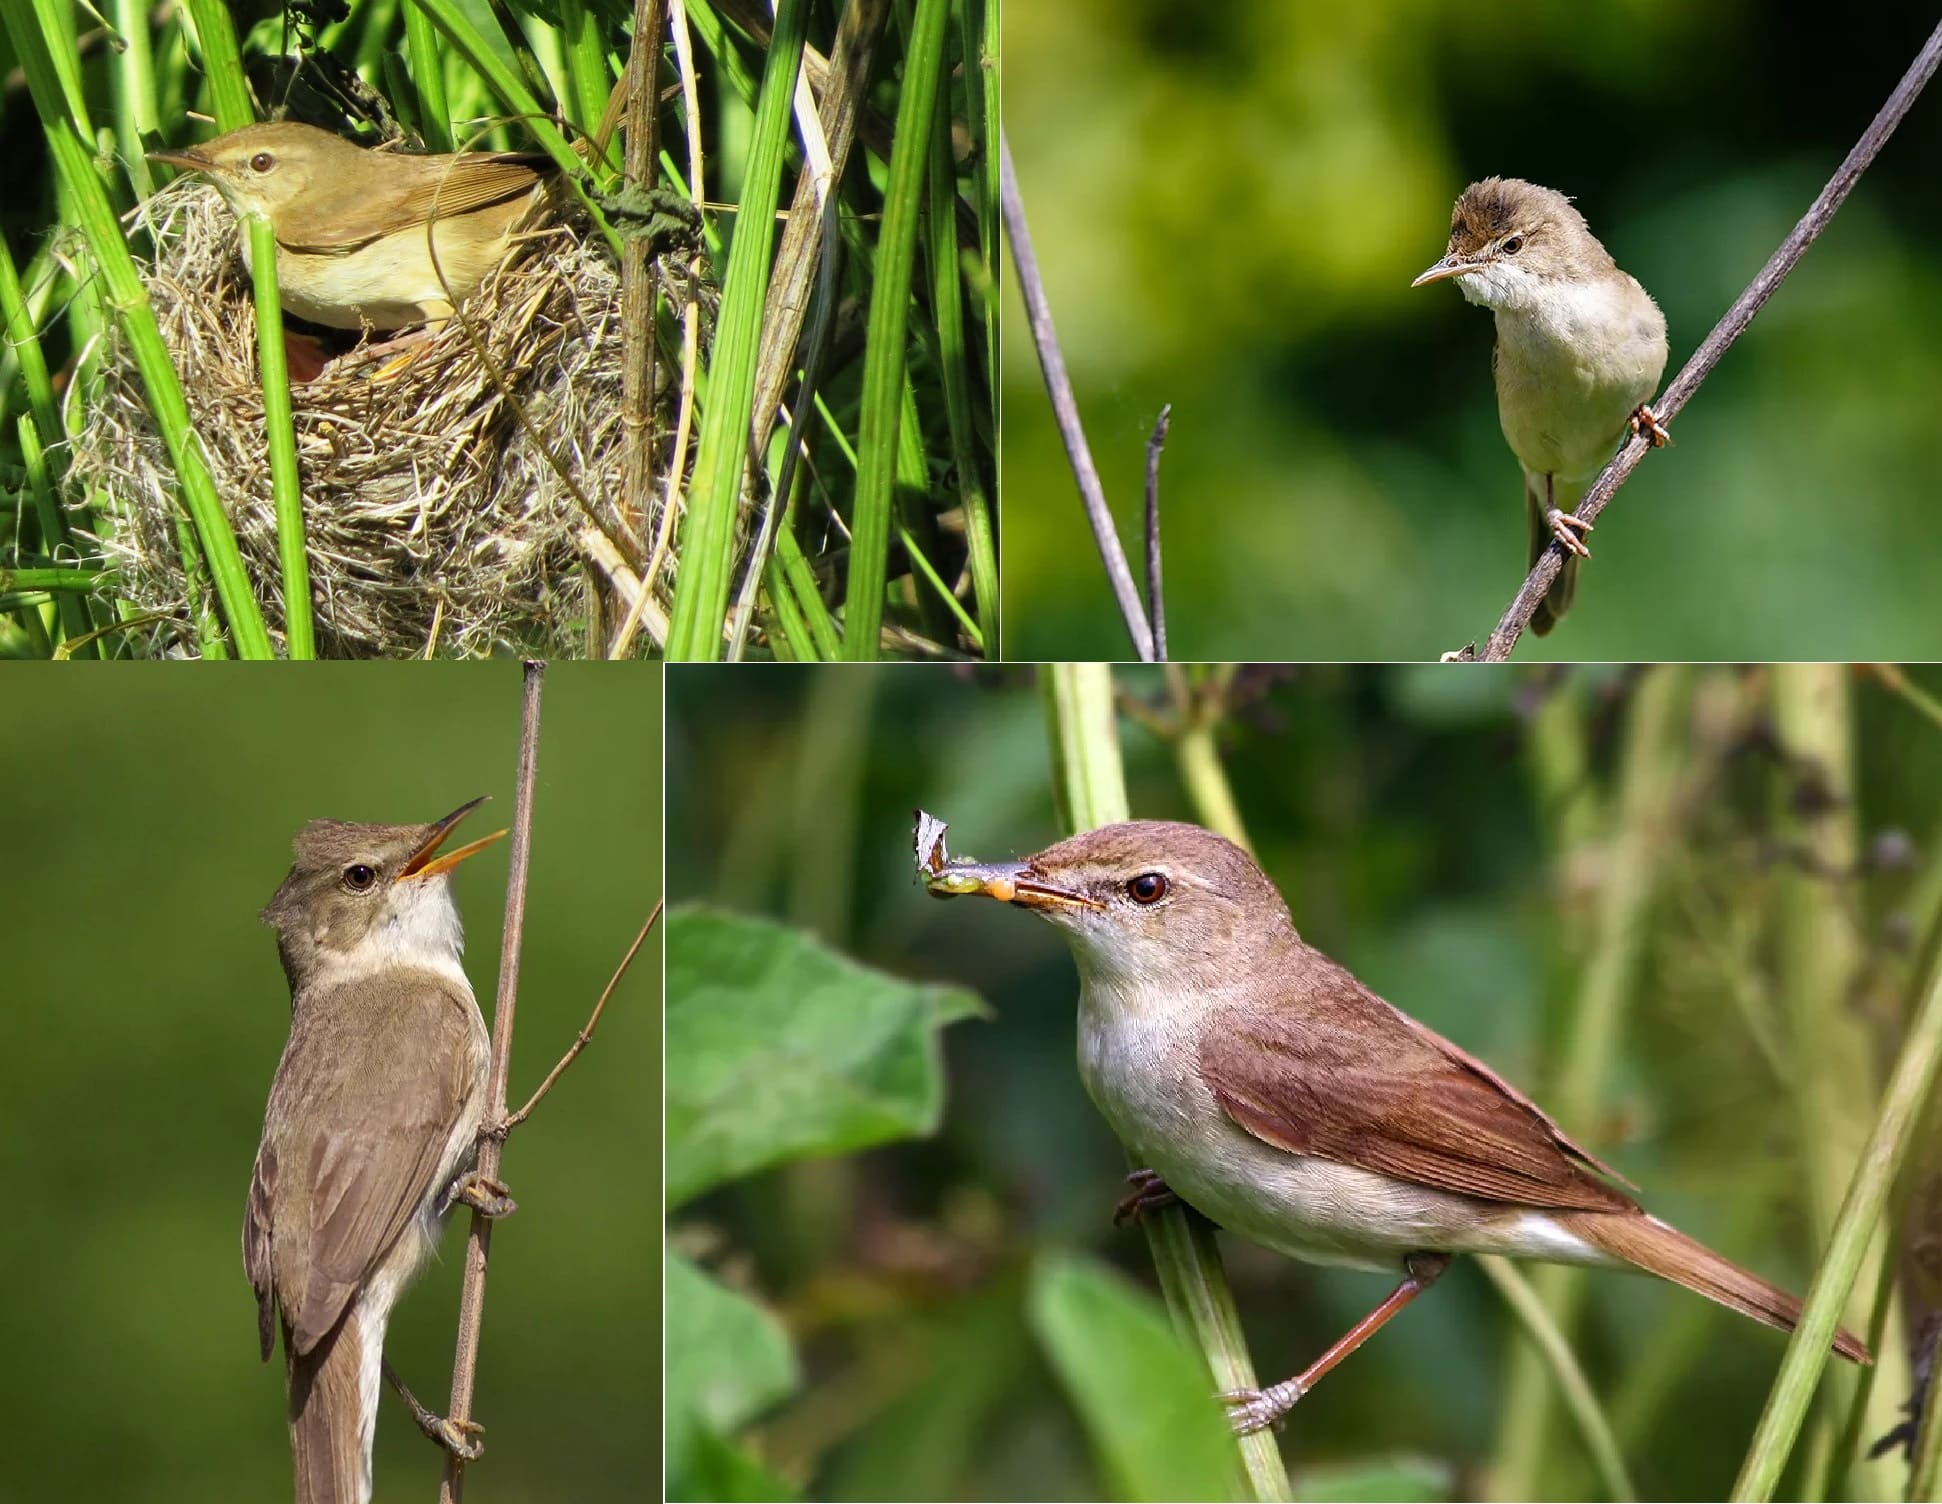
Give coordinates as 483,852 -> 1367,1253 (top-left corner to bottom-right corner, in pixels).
286,1311 -> 374,1504
1556,1210 -> 1871,1363
1524,473 -> 1578,636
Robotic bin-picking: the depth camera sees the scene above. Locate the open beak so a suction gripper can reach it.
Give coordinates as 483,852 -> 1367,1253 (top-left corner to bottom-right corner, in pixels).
399,796 -> 507,881
1410,254 -> 1480,288
146,146 -> 214,175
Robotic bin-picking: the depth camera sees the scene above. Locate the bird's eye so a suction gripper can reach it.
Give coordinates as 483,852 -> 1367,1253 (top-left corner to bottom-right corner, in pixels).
342,863 -> 377,892
1126,872 -> 1169,905
249,152 -> 275,173
1501,234 -> 1525,255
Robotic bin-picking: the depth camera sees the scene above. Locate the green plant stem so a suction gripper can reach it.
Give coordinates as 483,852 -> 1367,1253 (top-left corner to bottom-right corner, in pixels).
1772,665 -> 1911,1497
1731,932 -> 1942,1499
1910,1327 -> 1942,1500
178,0 -> 253,130
0,567 -> 104,592
664,0 -> 807,659
1492,665 -> 1688,1498
840,0 -> 950,658
244,217 -> 312,660
1477,1256 -> 1637,1501
404,0 -> 454,150
1039,662 -> 1291,1503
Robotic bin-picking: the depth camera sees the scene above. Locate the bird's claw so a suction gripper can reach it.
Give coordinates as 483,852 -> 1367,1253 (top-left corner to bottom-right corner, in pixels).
1218,1380 -> 1304,1435
1113,1168 -> 1179,1227
1629,403 -> 1671,448
426,1416 -> 486,1463
1546,508 -> 1593,559
445,1170 -> 518,1219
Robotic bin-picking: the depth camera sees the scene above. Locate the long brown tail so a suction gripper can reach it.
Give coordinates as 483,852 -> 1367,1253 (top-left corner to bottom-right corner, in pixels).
286,1310 -> 373,1504
1524,474 -> 1577,636
1559,1211 -> 1870,1363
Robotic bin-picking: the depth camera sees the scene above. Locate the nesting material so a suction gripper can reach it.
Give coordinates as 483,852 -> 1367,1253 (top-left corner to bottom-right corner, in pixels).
73,177 -> 676,657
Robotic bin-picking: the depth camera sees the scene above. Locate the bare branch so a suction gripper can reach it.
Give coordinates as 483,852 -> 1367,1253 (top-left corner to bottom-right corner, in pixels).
502,899 -> 664,1133
439,659 -> 545,1504
1465,18 -> 1942,663
1144,405 -> 1171,663
1000,131 -> 1155,661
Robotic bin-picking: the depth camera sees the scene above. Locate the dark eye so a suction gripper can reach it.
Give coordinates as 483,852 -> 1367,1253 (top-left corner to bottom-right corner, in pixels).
249,152 -> 275,173
1501,234 -> 1524,255
1126,873 -> 1169,905
342,863 -> 377,892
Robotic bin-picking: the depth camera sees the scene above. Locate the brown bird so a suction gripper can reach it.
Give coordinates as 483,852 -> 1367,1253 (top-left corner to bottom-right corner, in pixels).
1413,178 -> 1670,635
928,819 -> 1867,1433
149,121 -> 549,332
245,800 -> 510,1503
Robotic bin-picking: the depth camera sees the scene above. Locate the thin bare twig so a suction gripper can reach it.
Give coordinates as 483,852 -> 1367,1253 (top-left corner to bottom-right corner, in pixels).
1000,130 -> 1155,662
1144,404 -> 1171,663
439,660 -> 545,1504
1464,18 -> 1942,663
502,898 -> 664,1132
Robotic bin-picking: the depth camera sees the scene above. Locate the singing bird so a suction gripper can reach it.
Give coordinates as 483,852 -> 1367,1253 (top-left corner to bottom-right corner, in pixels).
245,800 -> 511,1503
1414,178 -> 1670,634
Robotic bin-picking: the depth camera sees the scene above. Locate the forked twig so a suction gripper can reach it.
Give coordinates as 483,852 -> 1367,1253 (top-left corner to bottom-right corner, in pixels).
438,660 -> 545,1504
1000,131 -> 1155,662
1463,19 -> 1942,662
502,898 -> 664,1132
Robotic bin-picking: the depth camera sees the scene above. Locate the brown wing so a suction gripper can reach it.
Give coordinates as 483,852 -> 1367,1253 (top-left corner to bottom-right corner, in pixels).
282,152 -> 545,253
1199,950 -> 1635,1213
244,972 -> 486,1355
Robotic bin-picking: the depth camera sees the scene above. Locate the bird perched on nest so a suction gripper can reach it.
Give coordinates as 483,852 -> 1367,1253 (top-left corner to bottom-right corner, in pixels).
1413,177 -> 1670,635
148,121 -> 551,333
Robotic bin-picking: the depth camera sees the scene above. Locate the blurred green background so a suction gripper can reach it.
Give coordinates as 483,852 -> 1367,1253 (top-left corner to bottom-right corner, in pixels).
2,664 -> 662,1501
1000,4 -> 1942,660
666,661 -> 1942,1500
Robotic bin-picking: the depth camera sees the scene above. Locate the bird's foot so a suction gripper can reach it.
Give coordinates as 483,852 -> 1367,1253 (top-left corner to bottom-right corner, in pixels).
1629,403 -> 1671,448
383,1362 -> 486,1460
1546,508 -> 1594,559
444,1170 -> 518,1219
1113,1168 -> 1179,1227
1218,1379 -> 1304,1435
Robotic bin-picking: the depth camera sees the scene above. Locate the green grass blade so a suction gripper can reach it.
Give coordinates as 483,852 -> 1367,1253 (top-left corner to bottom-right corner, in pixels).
244,216 -> 311,659
403,0 -> 454,150
839,0 -> 949,658
663,0 -> 808,659
177,0 -> 253,131
1731,938 -> 1942,1499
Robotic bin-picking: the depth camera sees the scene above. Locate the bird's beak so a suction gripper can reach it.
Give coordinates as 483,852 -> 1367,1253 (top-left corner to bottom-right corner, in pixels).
146,146 -> 215,175
1410,253 -> 1480,288
936,860 -> 1100,912
400,796 -> 507,881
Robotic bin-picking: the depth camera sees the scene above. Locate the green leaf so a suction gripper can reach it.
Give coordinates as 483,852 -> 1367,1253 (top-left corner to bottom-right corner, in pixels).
1292,1458 -> 1453,1502
664,1250 -> 799,1500
1028,1251 -> 1244,1503
664,906 -> 986,1208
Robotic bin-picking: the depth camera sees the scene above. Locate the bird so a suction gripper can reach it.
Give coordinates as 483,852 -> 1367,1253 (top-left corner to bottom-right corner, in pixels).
244,799 -> 510,1503
1414,177 -> 1670,634
929,817 -> 1868,1434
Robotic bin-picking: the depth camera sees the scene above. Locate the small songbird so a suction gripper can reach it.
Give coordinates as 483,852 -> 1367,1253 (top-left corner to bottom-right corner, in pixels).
149,121 -> 550,332
1414,178 -> 1670,635
245,799 -> 511,1504
926,819 -> 1867,1434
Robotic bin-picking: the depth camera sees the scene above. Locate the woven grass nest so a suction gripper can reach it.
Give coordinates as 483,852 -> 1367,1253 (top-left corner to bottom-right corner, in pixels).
74,177 -> 686,657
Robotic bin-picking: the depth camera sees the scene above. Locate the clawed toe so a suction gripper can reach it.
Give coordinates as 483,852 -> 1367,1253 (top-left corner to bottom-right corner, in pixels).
1218,1380 -> 1303,1435
445,1171 -> 518,1219
1546,508 -> 1593,559
1113,1168 -> 1179,1227
1629,403 -> 1671,448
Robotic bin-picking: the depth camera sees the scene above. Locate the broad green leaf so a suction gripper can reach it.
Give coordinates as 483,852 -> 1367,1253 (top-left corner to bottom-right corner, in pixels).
1028,1251 -> 1243,1503
665,906 -> 986,1208
664,1250 -> 799,1500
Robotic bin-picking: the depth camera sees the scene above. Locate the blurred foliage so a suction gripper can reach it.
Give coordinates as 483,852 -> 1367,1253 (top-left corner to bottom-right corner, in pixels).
665,661 -> 1942,1500
1,664 -> 662,1501
1000,3 -> 1942,660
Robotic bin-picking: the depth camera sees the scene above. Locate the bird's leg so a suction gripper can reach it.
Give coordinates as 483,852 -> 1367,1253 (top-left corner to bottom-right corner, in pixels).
442,1168 -> 518,1219
1113,1168 -> 1180,1226
1219,1251 -> 1452,1435
1544,474 -> 1594,559
382,1360 -> 485,1461
1629,403 -> 1671,448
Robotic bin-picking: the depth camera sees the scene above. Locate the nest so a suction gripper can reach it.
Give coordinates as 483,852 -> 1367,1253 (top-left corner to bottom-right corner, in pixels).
71,178 -> 685,657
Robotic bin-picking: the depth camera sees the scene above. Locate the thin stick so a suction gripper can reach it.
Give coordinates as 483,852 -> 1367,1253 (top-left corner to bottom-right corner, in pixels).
1000,131 -> 1155,662
1467,18 -> 1942,663
1144,404 -> 1171,663
618,0 -> 668,557
502,898 -> 663,1132
438,660 -> 546,1504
